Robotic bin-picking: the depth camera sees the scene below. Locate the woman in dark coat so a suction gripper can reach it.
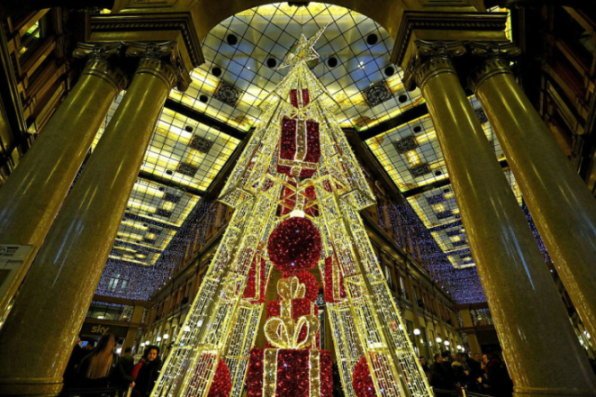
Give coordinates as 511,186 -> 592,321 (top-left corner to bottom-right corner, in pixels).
77,334 -> 134,395
132,345 -> 162,397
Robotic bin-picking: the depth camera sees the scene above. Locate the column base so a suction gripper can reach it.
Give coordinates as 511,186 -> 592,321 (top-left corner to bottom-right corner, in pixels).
0,377 -> 63,396
515,386 -> 596,396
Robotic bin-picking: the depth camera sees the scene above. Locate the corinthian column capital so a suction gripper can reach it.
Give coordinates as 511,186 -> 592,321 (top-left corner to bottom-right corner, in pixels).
403,40 -> 466,90
467,41 -> 521,90
124,41 -> 191,91
73,42 -> 128,91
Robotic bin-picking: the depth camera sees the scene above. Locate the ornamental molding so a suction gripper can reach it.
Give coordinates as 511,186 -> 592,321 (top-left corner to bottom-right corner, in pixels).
73,42 -> 128,90
90,12 -> 204,68
467,42 -> 520,90
73,42 -> 122,59
73,40 -> 192,90
391,11 -> 509,66
125,41 -> 191,90
403,39 -> 521,91
467,41 -> 521,58
403,40 -> 465,90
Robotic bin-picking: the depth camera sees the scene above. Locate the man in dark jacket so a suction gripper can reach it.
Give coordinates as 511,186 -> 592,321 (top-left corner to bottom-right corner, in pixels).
117,347 -> 135,395
430,353 -> 455,394
64,338 -> 87,387
465,353 -> 484,391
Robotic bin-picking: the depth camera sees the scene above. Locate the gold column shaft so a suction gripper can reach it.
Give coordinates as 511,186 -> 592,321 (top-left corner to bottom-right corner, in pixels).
417,56 -> 596,396
0,55 -> 176,396
474,59 -> 596,341
0,55 -> 124,315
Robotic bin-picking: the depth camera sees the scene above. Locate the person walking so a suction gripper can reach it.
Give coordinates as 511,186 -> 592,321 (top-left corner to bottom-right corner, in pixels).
465,353 -> 484,392
63,337 -> 87,389
131,345 -> 162,397
485,352 -> 513,397
430,353 -> 455,395
77,334 -> 134,395
118,347 -> 136,396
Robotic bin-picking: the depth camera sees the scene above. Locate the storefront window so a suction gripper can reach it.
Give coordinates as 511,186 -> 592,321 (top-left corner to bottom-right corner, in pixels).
87,301 -> 134,322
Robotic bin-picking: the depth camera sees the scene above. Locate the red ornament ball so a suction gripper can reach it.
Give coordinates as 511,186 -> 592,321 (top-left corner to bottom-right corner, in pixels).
352,356 -> 376,397
207,359 -> 232,397
267,217 -> 321,273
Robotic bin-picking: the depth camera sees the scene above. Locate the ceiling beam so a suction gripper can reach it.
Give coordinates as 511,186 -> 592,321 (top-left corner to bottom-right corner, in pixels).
344,128 -> 407,206
123,212 -> 178,230
113,239 -> 163,253
402,158 -> 509,198
403,177 -> 451,198
138,170 -> 206,197
428,219 -> 463,232
165,99 -> 246,141
359,103 -> 428,141
204,129 -> 252,199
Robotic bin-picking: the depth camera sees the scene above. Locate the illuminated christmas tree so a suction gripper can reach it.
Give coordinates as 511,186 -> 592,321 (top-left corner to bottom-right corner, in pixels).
152,29 -> 433,397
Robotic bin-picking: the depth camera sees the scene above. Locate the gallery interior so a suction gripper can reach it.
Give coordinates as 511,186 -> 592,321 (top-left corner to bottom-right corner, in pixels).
0,1 -> 594,396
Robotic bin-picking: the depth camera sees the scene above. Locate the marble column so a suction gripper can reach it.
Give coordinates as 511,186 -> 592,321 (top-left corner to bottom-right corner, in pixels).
0,42 -> 187,396
405,41 -> 596,396
0,43 -> 126,317
471,50 -> 596,342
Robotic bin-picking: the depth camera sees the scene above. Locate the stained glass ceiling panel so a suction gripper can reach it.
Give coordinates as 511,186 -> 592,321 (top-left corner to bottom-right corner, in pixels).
405,167 -> 522,269
366,97 -> 506,194
367,95 -> 523,269
93,95 -> 240,266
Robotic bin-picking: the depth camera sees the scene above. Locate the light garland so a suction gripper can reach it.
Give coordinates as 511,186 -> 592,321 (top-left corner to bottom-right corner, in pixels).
323,256 -> 345,303
388,202 -> 486,303
97,200 -> 217,300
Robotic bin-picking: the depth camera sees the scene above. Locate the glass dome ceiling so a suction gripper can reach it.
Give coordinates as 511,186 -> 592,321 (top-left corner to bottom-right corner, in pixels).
98,2 -> 514,304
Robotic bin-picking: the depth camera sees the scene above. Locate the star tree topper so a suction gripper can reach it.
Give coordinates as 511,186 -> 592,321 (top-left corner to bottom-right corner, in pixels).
278,26 -> 327,69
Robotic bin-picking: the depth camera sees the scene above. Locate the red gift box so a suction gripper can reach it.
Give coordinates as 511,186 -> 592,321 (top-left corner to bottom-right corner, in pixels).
290,89 -> 310,108
277,117 -> 320,178
277,88 -> 320,178
247,348 -> 333,397
243,256 -> 267,303
266,298 -> 319,349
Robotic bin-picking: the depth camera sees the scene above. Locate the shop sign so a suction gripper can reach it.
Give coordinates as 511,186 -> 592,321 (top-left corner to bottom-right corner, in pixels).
81,322 -> 129,337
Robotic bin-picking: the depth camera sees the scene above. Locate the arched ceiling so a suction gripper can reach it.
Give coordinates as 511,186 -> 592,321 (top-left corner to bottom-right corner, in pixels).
98,2 -> 513,305
170,3 -> 422,132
